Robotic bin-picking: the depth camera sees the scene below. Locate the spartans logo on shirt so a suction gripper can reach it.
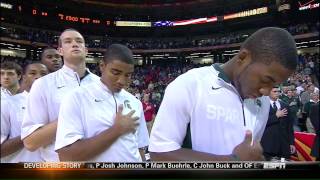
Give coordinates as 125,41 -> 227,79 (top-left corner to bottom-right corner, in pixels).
124,100 -> 132,109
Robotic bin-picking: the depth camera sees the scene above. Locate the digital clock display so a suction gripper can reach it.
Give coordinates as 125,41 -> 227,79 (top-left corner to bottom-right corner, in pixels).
31,9 -> 111,25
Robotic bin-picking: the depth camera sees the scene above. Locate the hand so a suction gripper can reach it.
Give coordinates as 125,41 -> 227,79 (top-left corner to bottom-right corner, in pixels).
290,145 -> 296,154
146,106 -> 152,111
113,105 -> 139,135
276,108 -> 288,118
232,131 -> 265,161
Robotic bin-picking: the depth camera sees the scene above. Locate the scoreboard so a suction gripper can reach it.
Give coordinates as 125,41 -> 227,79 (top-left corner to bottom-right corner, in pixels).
31,8 -> 111,26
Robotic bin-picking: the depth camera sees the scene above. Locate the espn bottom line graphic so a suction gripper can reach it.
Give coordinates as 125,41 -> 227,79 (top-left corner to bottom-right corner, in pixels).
20,162 -> 290,170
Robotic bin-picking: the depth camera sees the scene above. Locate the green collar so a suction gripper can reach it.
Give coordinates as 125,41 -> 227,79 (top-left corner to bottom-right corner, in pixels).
212,64 -> 231,83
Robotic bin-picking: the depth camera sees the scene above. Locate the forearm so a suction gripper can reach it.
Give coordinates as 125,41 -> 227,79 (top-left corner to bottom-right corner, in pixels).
150,148 -> 234,161
1,136 -> 24,157
57,126 -> 123,161
23,120 -> 57,151
139,148 -> 146,161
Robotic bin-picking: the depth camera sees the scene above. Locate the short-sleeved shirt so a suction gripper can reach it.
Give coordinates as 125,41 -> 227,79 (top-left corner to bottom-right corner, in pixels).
1,91 -> 42,162
1,87 -> 12,100
21,65 -> 99,162
55,80 -> 149,162
149,64 -> 270,155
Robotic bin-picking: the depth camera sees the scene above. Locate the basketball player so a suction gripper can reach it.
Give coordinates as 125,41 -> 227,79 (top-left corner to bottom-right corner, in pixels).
1,62 -> 48,162
149,27 -> 298,161
40,47 -> 63,73
55,44 -> 149,162
21,29 -> 99,162
1,61 -> 22,99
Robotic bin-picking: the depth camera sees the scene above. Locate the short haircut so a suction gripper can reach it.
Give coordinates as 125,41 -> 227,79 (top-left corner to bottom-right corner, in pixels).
23,62 -> 46,75
103,44 -> 134,64
241,27 -> 298,70
58,28 -> 83,47
1,61 -> 22,75
40,46 -> 57,59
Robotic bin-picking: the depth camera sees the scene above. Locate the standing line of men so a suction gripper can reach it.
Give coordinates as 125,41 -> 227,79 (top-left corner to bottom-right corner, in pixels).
55,44 -> 149,162
1,63 -> 49,162
21,29 -> 99,162
2,27 -> 318,163
1,45 -> 62,163
1,28 -> 149,163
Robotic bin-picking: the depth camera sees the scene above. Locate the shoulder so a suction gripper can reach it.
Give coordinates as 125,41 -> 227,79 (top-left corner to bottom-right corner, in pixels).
88,73 -> 100,81
279,99 -> 289,107
73,82 -> 97,97
121,90 -> 141,104
32,71 -> 59,88
257,96 -> 271,110
167,66 -> 215,90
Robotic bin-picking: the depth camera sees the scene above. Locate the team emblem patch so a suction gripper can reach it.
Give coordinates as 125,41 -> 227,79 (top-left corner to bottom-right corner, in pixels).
124,100 -> 132,109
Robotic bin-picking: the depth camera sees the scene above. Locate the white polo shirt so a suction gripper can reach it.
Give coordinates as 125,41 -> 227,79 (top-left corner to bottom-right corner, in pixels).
1,87 -> 12,99
149,64 -> 270,155
55,80 -> 149,162
21,65 -> 99,162
1,91 -> 42,163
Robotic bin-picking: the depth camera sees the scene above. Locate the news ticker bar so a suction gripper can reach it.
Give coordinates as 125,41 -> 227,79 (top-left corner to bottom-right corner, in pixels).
3,162 -> 316,170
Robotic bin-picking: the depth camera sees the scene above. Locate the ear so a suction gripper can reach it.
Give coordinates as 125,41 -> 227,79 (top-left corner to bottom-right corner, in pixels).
237,49 -> 251,65
58,47 -> 63,56
18,74 -> 22,81
99,61 -> 106,72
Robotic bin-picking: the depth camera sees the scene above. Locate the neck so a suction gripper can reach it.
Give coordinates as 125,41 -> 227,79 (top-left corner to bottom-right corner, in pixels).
8,84 -> 20,95
100,78 -> 115,94
220,59 -> 235,83
19,82 -> 31,93
65,61 -> 86,78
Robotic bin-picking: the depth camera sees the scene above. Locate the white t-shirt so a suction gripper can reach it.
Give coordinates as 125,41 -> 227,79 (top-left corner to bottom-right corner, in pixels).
1,91 -> 42,163
149,64 -> 270,155
21,65 -> 99,162
55,80 -> 149,162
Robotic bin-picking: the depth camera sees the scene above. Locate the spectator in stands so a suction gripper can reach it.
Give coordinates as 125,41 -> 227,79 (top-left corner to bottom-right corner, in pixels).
149,27 -> 298,161
304,92 -> 319,133
300,84 -> 315,131
261,87 -> 295,161
2,22 -> 319,50
287,87 -> 301,131
40,47 -> 63,73
279,87 -> 289,105
1,62 -> 48,163
21,28 -> 99,162
55,44 -> 149,162
296,81 -> 306,95
142,93 -> 155,135
0,61 -> 22,99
